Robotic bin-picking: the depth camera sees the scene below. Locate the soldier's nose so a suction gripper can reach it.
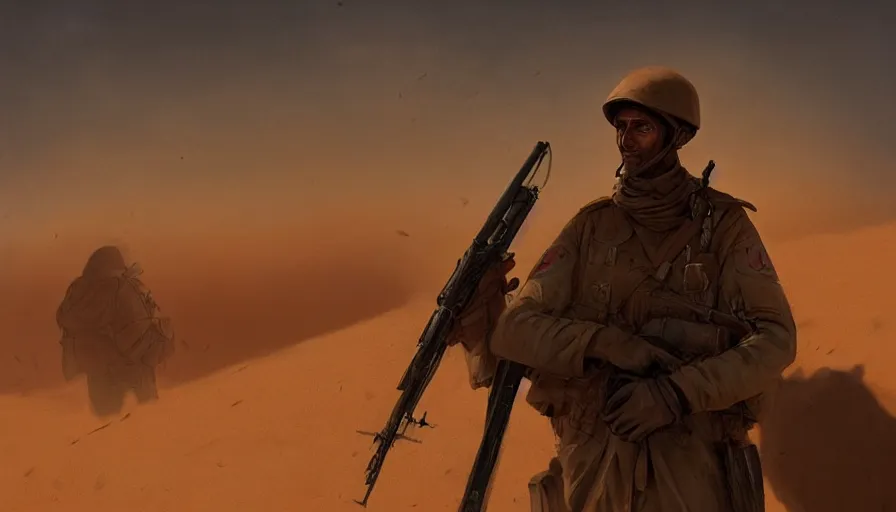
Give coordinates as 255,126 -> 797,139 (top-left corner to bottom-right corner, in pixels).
620,134 -> 638,151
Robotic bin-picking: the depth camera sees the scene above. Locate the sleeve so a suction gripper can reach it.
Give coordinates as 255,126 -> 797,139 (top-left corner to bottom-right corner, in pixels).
668,208 -> 797,413
489,210 -> 632,378
461,333 -> 499,390
448,259 -> 512,390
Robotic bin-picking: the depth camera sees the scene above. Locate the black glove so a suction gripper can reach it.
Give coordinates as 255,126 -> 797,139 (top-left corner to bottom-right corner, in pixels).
601,375 -> 687,443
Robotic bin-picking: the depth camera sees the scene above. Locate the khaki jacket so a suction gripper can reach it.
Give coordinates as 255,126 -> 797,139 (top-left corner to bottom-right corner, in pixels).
487,187 -> 796,511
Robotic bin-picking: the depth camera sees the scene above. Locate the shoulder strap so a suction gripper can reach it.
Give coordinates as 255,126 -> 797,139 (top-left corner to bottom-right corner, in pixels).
650,195 -> 711,278
705,187 -> 757,212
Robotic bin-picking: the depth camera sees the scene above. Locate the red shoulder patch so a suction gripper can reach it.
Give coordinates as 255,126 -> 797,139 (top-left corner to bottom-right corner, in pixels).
746,244 -> 770,272
744,243 -> 779,280
529,245 -> 565,278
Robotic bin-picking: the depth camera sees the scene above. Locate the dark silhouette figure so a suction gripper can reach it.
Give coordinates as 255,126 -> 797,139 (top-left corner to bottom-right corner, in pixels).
760,365 -> 896,511
56,246 -> 174,416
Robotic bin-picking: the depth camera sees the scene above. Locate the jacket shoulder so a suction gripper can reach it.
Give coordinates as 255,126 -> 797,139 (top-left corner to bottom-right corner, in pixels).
705,187 -> 757,212
563,196 -> 627,243
575,196 -> 615,217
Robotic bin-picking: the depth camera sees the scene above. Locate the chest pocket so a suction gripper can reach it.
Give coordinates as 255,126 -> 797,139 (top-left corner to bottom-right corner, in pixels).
570,210 -> 635,324
666,208 -> 726,309
677,251 -> 721,309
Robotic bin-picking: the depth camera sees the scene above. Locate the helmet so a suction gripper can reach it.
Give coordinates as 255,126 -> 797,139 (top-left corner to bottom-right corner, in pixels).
83,245 -> 127,277
602,66 -> 700,131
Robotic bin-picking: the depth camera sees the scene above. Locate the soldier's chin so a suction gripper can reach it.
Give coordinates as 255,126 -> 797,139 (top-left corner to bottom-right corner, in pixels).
621,157 -> 644,174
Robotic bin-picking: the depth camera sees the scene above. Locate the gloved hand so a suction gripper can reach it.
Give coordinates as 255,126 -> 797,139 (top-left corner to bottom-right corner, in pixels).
447,253 -> 519,351
601,375 -> 686,443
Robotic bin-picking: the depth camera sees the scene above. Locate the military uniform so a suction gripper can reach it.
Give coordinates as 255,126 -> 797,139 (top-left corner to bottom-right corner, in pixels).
453,67 -> 796,512
57,246 -> 175,416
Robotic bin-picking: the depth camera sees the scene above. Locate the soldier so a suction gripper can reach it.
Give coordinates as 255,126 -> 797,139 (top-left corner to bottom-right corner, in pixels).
56,245 -> 174,416
450,67 -> 796,511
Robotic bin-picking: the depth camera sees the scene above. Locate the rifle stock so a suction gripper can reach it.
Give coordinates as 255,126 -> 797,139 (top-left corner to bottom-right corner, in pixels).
458,358 -> 529,511
355,141 -> 552,509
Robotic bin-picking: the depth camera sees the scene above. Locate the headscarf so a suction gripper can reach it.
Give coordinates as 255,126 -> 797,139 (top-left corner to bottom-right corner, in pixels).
612,161 -> 699,232
57,246 -> 128,334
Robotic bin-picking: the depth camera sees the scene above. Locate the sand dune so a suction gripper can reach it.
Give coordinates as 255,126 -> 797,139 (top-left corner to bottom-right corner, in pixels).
0,299 -> 556,512
0,225 -> 418,395
2,214 -> 896,511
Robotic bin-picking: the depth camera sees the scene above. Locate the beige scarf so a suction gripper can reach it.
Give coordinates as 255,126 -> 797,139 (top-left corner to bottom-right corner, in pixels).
612,164 -> 698,232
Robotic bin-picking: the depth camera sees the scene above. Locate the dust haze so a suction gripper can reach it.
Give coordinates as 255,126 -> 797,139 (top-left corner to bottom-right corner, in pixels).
2,1 -> 896,511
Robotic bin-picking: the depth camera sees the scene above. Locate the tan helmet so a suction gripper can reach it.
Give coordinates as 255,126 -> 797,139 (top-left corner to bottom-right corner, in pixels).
602,66 -> 700,131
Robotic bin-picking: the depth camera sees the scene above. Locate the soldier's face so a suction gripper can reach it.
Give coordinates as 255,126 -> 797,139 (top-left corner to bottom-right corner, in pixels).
614,107 -> 665,170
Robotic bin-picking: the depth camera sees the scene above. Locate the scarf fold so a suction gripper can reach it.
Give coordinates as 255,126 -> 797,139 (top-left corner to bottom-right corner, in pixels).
612,164 -> 698,232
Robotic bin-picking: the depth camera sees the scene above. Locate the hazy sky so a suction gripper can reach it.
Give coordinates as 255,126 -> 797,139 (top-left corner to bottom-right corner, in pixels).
1,0 -> 894,242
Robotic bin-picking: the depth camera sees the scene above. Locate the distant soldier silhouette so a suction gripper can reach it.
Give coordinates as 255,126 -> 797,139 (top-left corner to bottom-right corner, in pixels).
56,246 -> 174,416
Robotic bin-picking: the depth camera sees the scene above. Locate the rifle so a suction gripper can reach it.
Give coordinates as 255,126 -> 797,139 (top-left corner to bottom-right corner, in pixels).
355,141 -> 552,509
457,356 -> 529,511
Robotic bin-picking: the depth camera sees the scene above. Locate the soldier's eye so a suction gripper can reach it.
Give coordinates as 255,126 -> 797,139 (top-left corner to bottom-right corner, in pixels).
636,123 -> 653,133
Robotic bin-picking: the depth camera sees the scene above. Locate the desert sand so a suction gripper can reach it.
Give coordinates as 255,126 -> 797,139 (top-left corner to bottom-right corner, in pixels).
2,195 -> 896,512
